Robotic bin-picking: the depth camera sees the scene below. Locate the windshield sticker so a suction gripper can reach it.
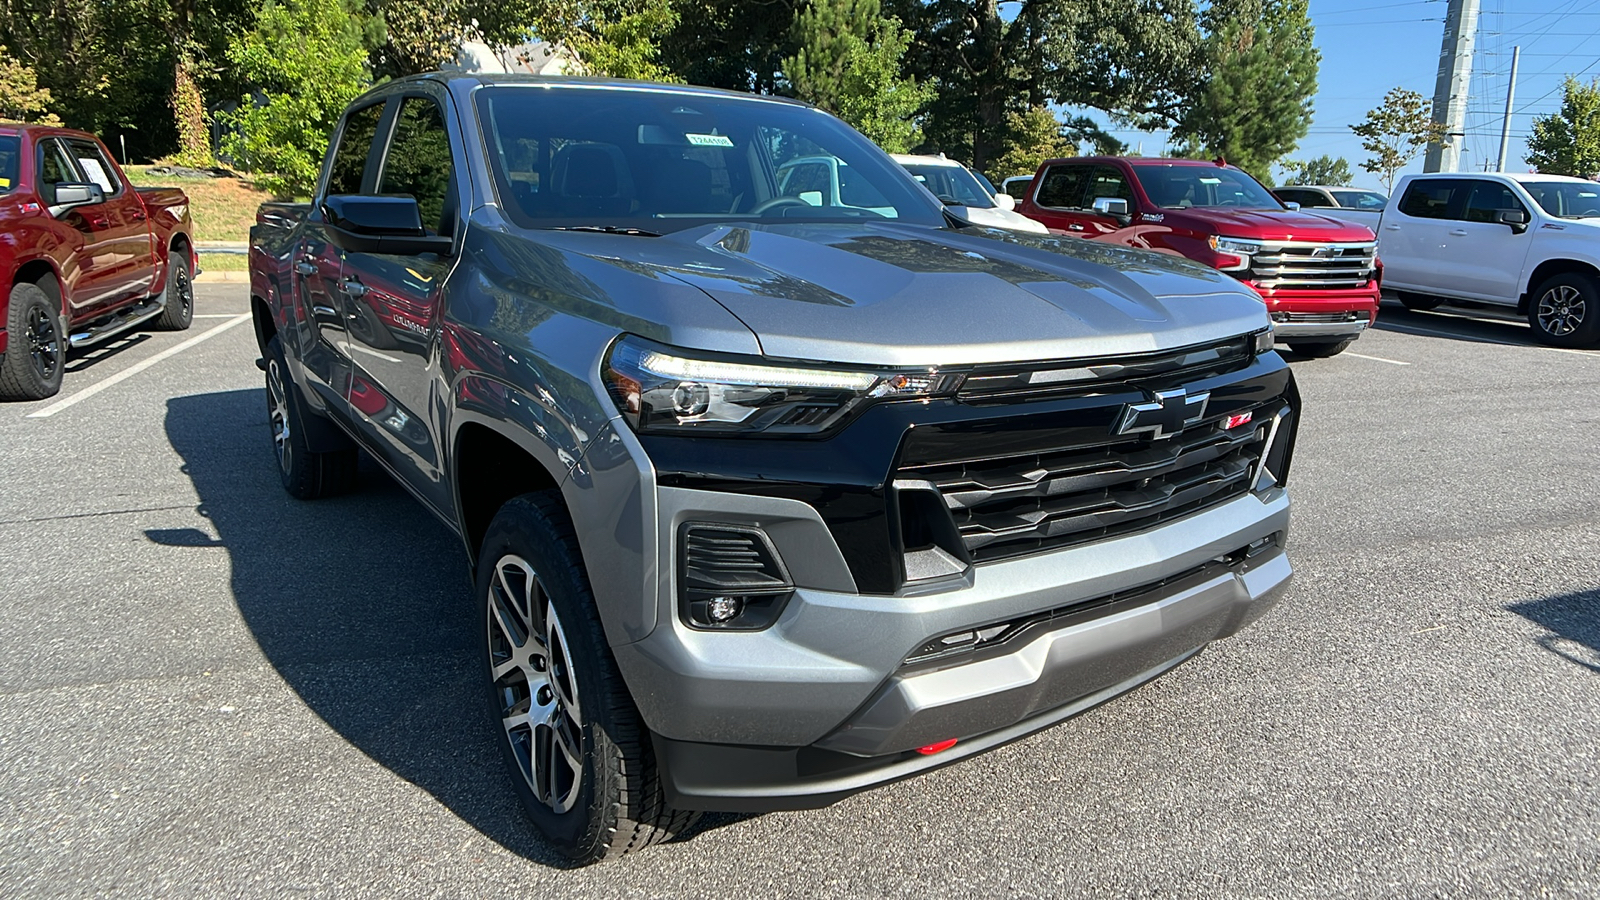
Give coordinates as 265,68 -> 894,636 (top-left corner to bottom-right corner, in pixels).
0,177 -> 9,187
686,133 -> 734,147
1198,176 -> 1222,184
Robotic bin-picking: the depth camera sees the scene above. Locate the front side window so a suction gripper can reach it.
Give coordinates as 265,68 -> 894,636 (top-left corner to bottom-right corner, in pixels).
327,102 -> 386,196
65,139 -> 121,195
1462,181 -> 1526,223
37,138 -> 81,204
0,136 -> 18,193
901,163 -> 994,208
1086,166 -> 1135,209
1131,164 -> 1279,209
1331,189 -> 1387,210
474,87 -> 941,232
1520,181 -> 1600,219
1034,164 -> 1089,209
378,96 -> 456,234
1398,179 -> 1464,219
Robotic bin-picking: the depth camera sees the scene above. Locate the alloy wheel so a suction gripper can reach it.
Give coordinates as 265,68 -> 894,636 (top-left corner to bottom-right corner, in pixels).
173,262 -> 193,319
1537,285 -> 1586,337
487,554 -> 585,814
266,358 -> 293,474
26,305 -> 59,382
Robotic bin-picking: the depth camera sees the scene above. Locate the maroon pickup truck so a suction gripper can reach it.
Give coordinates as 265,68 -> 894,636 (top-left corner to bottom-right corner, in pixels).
0,125 -> 196,400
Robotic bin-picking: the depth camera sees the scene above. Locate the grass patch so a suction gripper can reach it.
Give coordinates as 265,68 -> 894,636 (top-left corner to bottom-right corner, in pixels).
124,166 -> 278,243
197,252 -> 250,271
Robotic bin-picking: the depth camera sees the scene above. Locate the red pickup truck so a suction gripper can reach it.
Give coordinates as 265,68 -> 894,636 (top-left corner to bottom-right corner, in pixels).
1018,156 -> 1380,357
0,125 -> 196,400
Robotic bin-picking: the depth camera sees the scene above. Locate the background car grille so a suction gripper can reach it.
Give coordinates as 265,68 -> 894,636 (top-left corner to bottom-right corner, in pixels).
1247,242 -> 1375,290
897,405 -> 1275,563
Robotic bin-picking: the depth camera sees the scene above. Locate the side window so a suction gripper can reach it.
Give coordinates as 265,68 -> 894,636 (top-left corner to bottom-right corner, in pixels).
65,139 -> 122,196
37,139 -> 80,203
327,102 -> 386,196
1035,165 -> 1088,208
1398,180 -> 1462,219
1276,189 -> 1310,206
1086,165 -> 1134,209
378,96 -> 457,235
1462,181 -> 1526,224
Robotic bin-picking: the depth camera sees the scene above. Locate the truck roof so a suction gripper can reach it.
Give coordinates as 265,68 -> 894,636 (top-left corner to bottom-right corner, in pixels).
0,122 -> 100,141
1036,155 -> 1253,174
1403,171 -> 1599,185
369,72 -> 816,109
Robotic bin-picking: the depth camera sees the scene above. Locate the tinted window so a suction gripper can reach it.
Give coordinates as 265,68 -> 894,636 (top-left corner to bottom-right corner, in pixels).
474,87 -> 941,231
379,96 -> 456,234
1462,180 -> 1526,223
37,139 -> 80,203
0,136 -> 17,194
901,163 -> 993,207
1086,165 -> 1135,209
1331,189 -> 1387,210
1275,189 -> 1318,207
1520,181 -> 1600,219
1002,177 -> 1031,200
65,139 -> 121,195
1131,164 -> 1279,209
327,102 -> 386,196
1035,164 -> 1088,208
1398,179 -> 1464,219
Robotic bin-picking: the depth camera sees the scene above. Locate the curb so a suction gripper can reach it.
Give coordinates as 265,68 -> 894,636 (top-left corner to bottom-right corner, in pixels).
195,270 -> 249,283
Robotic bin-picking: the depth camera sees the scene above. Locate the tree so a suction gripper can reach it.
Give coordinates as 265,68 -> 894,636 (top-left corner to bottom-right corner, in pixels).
1350,87 -> 1445,192
1525,76 -> 1600,178
0,45 -> 60,123
985,106 -> 1123,181
1171,0 -> 1317,182
784,0 -> 933,152
218,0 -> 375,196
1281,154 -> 1353,186
519,0 -> 681,82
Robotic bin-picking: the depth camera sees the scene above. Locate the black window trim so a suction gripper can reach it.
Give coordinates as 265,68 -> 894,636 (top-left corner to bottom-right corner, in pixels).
318,96 -> 395,203
372,89 -> 464,240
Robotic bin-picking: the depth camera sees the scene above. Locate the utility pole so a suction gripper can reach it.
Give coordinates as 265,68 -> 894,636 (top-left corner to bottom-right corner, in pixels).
1424,0 -> 1481,173
1496,45 -> 1521,172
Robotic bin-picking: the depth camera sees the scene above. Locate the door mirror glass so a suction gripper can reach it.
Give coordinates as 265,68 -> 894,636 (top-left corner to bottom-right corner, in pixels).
53,182 -> 104,210
993,192 -> 1016,211
1092,196 -> 1130,217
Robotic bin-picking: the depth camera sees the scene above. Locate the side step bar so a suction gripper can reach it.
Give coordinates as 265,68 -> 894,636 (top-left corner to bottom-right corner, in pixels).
68,296 -> 166,350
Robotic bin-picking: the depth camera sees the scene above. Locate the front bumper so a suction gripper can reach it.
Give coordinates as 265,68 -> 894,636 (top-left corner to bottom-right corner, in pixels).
1253,286 -> 1381,338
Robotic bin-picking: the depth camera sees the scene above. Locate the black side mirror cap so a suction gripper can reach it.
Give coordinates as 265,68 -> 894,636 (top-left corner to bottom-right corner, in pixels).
321,194 -> 453,256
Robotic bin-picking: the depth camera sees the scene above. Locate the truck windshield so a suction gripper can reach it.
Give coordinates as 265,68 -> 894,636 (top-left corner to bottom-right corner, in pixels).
0,136 -> 17,194
1520,181 -> 1600,219
1131,164 -> 1282,210
474,87 -> 944,233
899,163 -> 995,208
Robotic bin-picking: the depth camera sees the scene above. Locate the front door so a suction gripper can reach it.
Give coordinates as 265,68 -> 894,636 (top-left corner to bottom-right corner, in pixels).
340,92 -> 459,515
37,138 -> 122,316
1447,179 -> 1535,303
62,138 -> 155,304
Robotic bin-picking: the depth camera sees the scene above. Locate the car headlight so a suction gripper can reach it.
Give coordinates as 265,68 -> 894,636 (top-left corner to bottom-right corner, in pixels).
603,335 -> 940,435
1209,236 -> 1265,256
1254,328 -> 1275,354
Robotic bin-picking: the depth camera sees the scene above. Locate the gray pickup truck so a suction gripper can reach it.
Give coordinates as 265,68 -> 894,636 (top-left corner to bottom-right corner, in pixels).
249,73 -> 1300,864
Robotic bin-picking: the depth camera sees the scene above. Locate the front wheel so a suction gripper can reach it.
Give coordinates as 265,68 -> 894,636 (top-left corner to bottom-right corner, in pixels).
154,253 -> 194,331
1288,338 -> 1355,358
1528,273 -> 1600,348
478,493 -> 696,865
0,282 -> 65,401
1397,292 -> 1443,312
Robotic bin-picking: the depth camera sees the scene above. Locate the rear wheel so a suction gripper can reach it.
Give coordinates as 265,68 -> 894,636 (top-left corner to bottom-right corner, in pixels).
1288,338 -> 1355,358
265,335 -> 357,498
478,493 -> 696,865
1397,292 -> 1443,311
1528,273 -> 1600,348
0,282 -> 65,401
154,253 -> 194,331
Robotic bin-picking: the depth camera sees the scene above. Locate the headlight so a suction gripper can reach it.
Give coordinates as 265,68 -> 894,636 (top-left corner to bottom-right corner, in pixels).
1209,236 -> 1265,256
1254,328 -> 1275,354
603,335 -> 940,435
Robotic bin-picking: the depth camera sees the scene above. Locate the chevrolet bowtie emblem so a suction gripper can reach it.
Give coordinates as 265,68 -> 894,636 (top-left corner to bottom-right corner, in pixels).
1116,388 -> 1210,439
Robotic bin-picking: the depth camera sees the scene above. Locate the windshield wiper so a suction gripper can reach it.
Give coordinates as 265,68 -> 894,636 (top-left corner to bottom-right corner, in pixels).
545,225 -> 663,237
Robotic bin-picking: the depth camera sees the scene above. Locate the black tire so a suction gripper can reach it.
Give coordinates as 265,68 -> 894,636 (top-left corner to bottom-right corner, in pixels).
0,281 -> 65,401
265,335 -> 357,499
1288,338 -> 1355,358
477,493 -> 697,865
154,252 -> 195,331
1397,291 -> 1443,312
1527,272 -> 1600,348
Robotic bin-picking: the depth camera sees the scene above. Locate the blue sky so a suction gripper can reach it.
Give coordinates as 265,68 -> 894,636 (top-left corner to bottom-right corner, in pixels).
1072,0 -> 1600,190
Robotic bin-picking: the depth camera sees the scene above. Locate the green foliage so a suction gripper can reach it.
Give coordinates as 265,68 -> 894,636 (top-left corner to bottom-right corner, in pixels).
1525,77 -> 1600,178
374,0 -> 537,75
984,107 -> 1124,182
1171,0 -> 1318,182
0,45 -> 59,124
530,0 -> 681,81
1281,154 -> 1353,186
218,0 -> 374,196
1350,86 -> 1445,192
784,0 -> 932,152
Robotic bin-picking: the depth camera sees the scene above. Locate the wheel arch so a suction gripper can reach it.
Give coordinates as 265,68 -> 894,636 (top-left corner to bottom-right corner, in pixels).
452,416 -> 571,564
1520,258 -> 1600,314
13,259 -> 63,313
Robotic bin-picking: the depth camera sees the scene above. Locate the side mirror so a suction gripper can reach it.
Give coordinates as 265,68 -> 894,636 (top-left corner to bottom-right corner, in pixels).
321,195 -> 453,256
1283,201 -> 1301,211
1494,208 -> 1529,233
994,193 -> 1016,211
1091,196 -> 1132,224
51,182 -> 105,214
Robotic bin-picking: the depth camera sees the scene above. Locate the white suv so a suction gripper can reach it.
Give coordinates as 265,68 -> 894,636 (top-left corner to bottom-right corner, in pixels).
1378,172 -> 1600,346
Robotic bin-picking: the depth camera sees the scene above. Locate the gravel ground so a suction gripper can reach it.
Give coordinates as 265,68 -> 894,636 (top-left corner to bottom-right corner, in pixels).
2,287 -> 1596,898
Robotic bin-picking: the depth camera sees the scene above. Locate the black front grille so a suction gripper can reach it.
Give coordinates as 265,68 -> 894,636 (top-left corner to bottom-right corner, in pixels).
898,407 -> 1273,563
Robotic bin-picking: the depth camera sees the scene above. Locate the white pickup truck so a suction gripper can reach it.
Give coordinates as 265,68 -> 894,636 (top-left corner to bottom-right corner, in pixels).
1376,171 -> 1600,347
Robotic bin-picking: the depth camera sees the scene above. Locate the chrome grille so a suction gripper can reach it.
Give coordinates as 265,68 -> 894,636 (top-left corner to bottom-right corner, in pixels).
1248,241 -> 1376,290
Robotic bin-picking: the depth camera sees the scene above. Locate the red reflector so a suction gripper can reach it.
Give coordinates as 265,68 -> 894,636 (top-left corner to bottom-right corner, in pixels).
916,738 -> 958,755
1225,411 -> 1253,429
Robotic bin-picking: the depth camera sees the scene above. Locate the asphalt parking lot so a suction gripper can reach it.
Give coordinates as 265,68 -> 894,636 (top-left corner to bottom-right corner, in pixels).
2,284 -> 1598,898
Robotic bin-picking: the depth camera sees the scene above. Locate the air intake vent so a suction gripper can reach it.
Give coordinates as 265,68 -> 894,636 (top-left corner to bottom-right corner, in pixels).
678,524 -> 795,630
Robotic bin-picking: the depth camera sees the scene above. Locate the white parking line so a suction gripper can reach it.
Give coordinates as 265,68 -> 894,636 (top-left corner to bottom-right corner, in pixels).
26,314 -> 252,419
1345,352 -> 1411,366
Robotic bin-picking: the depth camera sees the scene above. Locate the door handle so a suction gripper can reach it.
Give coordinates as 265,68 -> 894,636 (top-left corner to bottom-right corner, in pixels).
132,210 -> 147,221
312,305 -> 337,317
1068,223 -> 1085,231
295,261 -> 317,275
1449,229 -> 1468,236
340,279 -> 367,299
1384,224 -> 1401,231
88,217 -> 109,228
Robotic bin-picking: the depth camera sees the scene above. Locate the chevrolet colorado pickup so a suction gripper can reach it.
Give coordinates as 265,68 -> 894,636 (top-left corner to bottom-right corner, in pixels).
0,125 -> 195,400
1018,157 -> 1381,357
1375,172 -> 1600,347
250,74 -> 1300,864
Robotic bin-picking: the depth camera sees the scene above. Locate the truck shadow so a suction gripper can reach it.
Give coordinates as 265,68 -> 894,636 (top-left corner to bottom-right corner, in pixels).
1373,299 -> 1558,349
162,388 -> 737,866
1507,590 -> 1600,674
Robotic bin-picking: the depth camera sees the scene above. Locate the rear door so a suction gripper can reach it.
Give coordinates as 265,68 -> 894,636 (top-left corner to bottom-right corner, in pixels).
339,89 -> 461,514
1379,178 -> 1468,295
1022,162 -> 1092,232
1445,179 -> 1534,304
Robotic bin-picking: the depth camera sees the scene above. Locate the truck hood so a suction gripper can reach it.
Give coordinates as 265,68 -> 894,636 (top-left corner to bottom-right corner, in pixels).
580,221 -> 1269,367
1171,207 -> 1377,243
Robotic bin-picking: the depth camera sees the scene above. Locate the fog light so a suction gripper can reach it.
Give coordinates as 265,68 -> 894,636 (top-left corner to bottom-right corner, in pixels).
706,595 -> 744,623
